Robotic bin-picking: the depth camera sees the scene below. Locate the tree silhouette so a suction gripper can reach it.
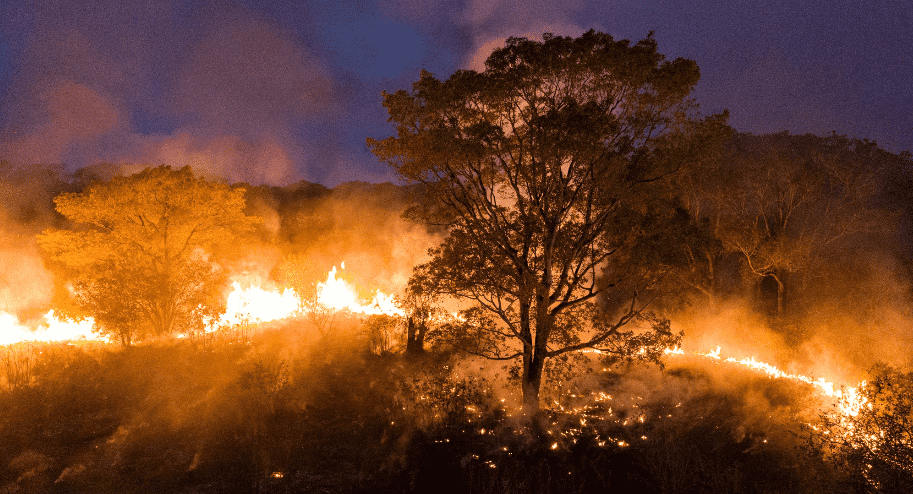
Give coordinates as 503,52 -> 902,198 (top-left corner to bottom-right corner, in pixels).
370,31 -> 724,412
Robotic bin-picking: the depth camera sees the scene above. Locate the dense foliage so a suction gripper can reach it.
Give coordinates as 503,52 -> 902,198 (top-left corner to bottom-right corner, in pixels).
810,366 -> 913,493
37,166 -> 259,344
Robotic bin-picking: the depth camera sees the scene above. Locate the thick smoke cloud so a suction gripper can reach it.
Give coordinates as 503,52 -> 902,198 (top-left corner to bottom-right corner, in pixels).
2,0 -> 911,180
0,166 -> 75,317
0,81 -> 121,166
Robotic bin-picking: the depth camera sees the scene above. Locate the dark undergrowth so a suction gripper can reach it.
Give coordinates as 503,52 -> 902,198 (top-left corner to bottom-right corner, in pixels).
0,322 -> 866,493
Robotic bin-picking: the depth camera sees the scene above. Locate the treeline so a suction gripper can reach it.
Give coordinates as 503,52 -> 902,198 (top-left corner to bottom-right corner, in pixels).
1,129 -> 912,492
668,132 -> 913,349
4,130 -> 911,347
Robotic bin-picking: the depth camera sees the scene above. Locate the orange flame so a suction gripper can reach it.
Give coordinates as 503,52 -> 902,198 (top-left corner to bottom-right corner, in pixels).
0,310 -> 103,345
219,281 -> 301,327
671,345 -> 868,418
313,265 -> 404,316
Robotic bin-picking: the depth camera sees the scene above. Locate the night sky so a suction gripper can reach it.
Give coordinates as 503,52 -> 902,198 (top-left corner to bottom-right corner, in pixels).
1,0 -> 910,186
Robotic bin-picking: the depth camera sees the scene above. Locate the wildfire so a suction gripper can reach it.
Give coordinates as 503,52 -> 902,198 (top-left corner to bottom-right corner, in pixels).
219,282 -> 300,327
0,310 -> 102,345
211,263 -> 404,333
1,263 -> 405,345
670,345 -> 868,418
0,264 -> 872,428
313,265 -> 404,316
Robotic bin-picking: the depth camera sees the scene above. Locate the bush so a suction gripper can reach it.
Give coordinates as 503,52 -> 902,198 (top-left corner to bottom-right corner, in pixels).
810,365 -> 913,493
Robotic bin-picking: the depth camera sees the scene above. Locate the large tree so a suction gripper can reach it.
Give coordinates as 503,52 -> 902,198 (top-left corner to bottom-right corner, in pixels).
369,31 -> 723,411
38,165 -> 259,345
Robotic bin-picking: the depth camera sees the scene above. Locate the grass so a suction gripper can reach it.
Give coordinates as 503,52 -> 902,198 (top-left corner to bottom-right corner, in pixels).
0,320 -> 863,493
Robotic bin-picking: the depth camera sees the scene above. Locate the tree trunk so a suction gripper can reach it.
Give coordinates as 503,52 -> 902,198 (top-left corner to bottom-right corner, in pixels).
774,273 -> 785,320
518,296 -> 545,416
405,316 -> 426,356
521,345 -> 545,414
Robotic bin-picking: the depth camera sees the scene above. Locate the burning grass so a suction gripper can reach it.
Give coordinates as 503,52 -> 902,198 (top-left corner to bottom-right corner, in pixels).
0,268 -> 904,492
0,316 -> 880,493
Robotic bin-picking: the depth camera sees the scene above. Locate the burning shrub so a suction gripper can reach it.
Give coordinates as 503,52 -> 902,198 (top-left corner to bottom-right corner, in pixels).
810,365 -> 913,493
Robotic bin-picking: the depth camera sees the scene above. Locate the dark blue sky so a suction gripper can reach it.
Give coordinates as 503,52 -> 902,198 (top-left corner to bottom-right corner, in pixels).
1,0 -> 910,185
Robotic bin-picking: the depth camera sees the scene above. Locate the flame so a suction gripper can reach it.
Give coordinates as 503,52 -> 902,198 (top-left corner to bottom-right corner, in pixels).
219,282 -> 301,327
0,262 -> 873,425
0,310 -> 102,345
313,265 -> 404,316
210,263 -> 404,333
667,345 -> 868,418
314,266 -> 360,311
1,263 -> 403,345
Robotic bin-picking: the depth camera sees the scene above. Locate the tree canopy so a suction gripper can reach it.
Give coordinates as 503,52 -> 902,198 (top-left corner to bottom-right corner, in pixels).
38,165 -> 260,345
673,132 -> 890,327
369,31 -> 726,411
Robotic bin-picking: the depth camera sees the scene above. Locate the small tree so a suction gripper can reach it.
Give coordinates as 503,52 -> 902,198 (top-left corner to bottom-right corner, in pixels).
38,165 -> 259,345
369,31 -> 722,412
363,314 -> 398,354
399,266 -> 443,356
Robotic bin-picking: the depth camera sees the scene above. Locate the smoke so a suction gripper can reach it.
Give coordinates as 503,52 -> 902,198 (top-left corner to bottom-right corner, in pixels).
0,242 -> 54,316
0,166 -> 74,318
0,81 -> 121,166
121,133 -> 301,186
793,251 -> 913,383
671,298 -> 789,367
0,0 -> 339,184
316,183 -> 440,292
263,182 -> 441,296
458,0 -> 588,70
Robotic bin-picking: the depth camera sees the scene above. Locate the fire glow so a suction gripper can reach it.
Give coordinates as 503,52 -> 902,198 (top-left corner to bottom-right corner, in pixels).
313,265 -> 403,317
665,345 -> 868,418
0,265 -> 869,424
217,264 -> 404,330
1,263 -> 404,345
0,310 -> 103,345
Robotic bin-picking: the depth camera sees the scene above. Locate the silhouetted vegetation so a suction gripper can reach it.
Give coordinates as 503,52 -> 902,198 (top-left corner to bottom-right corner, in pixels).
0,318 -> 898,493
